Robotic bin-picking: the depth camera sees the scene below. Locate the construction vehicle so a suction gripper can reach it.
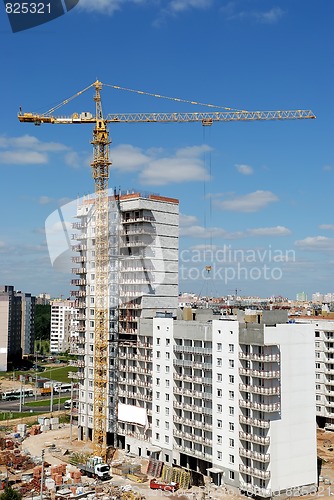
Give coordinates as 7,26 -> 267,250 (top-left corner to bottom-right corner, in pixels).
150,478 -> 179,492
77,456 -> 110,480
18,81 -> 316,460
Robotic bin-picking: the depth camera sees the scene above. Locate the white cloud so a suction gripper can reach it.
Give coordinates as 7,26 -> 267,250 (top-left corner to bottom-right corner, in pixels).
214,190 -> 278,212
0,151 -> 48,164
247,226 -> 291,237
0,134 -> 68,152
110,143 -> 211,185
295,236 -> 334,251
319,224 -> 334,231
78,0 -> 149,15
323,165 -> 333,172
111,144 -> 150,172
38,196 -> 73,206
167,0 -> 213,13
221,3 -> 284,24
235,163 -> 253,175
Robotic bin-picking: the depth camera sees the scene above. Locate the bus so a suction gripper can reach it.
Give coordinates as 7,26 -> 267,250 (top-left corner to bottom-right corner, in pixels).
2,389 -> 34,400
54,384 -> 72,393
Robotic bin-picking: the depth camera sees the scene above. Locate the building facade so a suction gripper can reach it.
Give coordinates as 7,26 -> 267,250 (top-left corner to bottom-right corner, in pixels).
0,285 -> 35,370
128,311 -> 316,497
70,192 -> 179,443
50,299 -> 77,354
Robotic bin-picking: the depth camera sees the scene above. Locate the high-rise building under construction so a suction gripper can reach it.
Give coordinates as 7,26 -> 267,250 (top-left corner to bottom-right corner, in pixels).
70,191 -> 179,444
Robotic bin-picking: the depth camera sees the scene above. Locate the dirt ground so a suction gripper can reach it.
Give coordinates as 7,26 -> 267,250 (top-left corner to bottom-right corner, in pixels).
7,418 -> 334,500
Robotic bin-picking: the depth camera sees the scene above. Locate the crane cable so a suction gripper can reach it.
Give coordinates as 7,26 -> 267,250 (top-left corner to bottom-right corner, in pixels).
103,82 -> 248,112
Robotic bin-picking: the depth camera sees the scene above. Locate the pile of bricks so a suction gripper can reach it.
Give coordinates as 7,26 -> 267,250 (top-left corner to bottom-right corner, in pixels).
29,425 -> 41,436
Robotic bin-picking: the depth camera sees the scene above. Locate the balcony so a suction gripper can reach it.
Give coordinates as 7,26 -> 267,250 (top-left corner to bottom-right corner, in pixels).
239,368 -> 280,379
173,402 -> 212,415
71,290 -> 86,297
239,400 -> 280,413
72,268 -> 87,274
173,359 -> 212,370
174,346 -> 212,354
239,352 -> 280,362
72,222 -> 86,230
239,464 -> 270,480
122,216 -> 155,224
239,415 -> 270,429
71,244 -> 87,252
239,431 -> 270,446
239,447 -> 270,463
239,383 -> 280,396
72,256 -> 86,263
71,279 -> 87,286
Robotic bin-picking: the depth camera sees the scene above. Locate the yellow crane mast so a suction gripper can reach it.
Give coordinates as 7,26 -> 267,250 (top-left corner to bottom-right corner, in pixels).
18,80 -> 315,459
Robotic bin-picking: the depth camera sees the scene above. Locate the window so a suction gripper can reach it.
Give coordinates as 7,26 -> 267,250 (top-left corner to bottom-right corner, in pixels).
217,435 -> 222,444
166,352 -> 170,360
165,422 -> 169,430
157,336 -> 160,342
156,378 -> 160,386
229,344 -> 234,353
229,359 -> 234,368
316,384 -> 321,390
166,339 -> 170,346
217,389 -> 222,397
166,366 -> 170,373
155,433 -> 160,440
217,358 -> 222,367
229,422 -> 234,431
229,438 -> 234,448
316,395 -> 321,401
156,406 -> 160,413
165,436 -> 169,444
166,380 -> 170,387
229,471 -> 235,480
316,362 -> 321,369
166,394 -> 169,401
217,404 -> 222,413
229,454 -> 234,464
229,375 -> 234,383
156,392 -> 160,399
229,390 -> 234,400
157,351 -> 161,358
156,419 -> 160,426
217,343 -> 222,351
316,352 -> 320,358
217,373 -> 222,382
316,373 -> 321,380
217,451 -> 222,460
316,405 -> 321,411
156,365 -> 160,372
165,407 -> 170,416
217,419 -> 222,428
229,406 -> 234,416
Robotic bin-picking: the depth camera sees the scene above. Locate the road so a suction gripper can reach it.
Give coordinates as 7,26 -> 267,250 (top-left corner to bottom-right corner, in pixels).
0,394 -> 68,412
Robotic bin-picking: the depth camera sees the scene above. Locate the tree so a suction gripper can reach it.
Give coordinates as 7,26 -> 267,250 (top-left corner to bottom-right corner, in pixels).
0,486 -> 22,500
34,305 -> 51,341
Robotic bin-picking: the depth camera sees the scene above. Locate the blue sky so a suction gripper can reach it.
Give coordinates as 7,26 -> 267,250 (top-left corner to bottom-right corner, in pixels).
0,0 -> 333,299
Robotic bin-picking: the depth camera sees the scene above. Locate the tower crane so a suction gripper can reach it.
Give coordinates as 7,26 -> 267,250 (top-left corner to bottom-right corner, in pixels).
18,80 -> 315,459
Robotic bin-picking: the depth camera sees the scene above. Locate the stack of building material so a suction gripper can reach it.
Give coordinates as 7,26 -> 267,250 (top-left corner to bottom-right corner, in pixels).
146,458 -> 163,477
161,465 -> 190,489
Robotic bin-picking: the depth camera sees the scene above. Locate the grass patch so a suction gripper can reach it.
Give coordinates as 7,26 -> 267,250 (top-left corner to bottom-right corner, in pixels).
45,366 -> 77,382
25,397 -> 69,407
0,411 -> 44,420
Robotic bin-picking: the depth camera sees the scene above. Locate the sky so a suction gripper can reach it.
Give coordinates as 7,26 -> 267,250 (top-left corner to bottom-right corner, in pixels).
0,0 -> 333,300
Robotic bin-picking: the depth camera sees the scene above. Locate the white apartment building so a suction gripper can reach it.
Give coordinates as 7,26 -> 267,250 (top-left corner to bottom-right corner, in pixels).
71,192 -> 179,443
295,317 -> 334,431
50,299 -> 77,354
117,310 -> 317,498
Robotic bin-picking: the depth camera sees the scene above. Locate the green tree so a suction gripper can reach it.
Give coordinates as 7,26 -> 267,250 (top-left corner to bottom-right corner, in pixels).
34,304 -> 51,341
0,486 -> 22,500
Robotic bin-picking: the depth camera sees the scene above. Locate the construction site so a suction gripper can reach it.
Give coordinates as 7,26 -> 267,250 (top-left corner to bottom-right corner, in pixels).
16,82 -> 319,499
